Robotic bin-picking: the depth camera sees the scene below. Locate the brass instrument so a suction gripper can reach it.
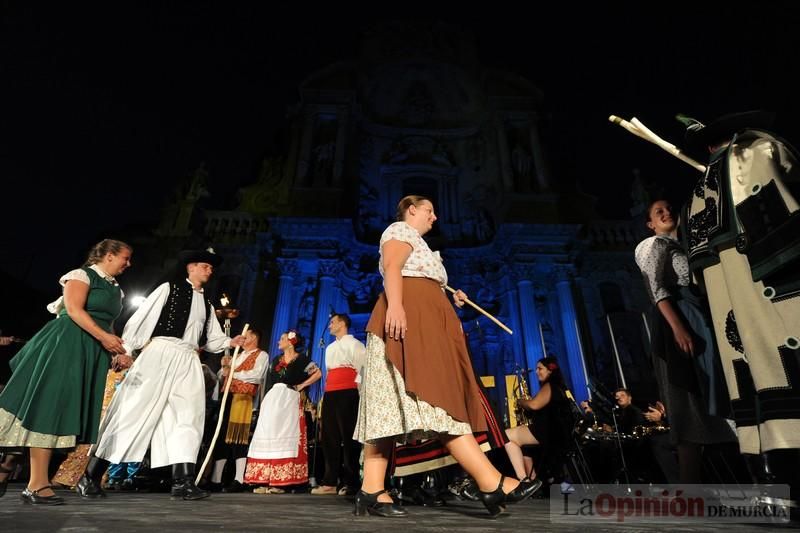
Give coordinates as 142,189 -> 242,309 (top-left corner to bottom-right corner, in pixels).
512,366 -> 533,426
631,424 -> 670,438
301,389 -> 318,421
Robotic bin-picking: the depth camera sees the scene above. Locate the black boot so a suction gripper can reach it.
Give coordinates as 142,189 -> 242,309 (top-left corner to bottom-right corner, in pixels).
76,456 -> 109,498
170,463 -> 210,501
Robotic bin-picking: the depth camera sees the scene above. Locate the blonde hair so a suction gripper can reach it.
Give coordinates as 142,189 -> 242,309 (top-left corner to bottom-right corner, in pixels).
395,195 -> 432,221
84,239 -> 132,266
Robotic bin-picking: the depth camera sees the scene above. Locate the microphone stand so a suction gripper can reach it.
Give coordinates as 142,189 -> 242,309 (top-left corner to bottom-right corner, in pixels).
309,335 -> 326,488
610,405 -> 632,491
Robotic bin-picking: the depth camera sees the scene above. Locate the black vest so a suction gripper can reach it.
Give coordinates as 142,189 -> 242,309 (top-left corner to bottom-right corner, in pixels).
151,280 -> 214,348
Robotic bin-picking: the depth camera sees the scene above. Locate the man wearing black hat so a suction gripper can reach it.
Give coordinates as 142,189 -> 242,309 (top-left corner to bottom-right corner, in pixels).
680,112 -> 800,501
77,248 -> 245,501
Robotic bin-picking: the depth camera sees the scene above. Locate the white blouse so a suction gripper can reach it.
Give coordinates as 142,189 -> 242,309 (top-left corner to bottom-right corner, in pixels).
379,221 -> 447,286
231,349 -> 269,384
215,348 -> 269,386
324,334 -> 366,371
121,280 -> 231,355
634,234 -> 690,304
46,264 -> 124,315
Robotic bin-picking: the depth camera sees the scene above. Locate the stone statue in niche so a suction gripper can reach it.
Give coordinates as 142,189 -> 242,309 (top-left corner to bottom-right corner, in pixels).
474,209 -> 495,242
511,142 -> 533,181
533,291 -> 549,324
431,141 -> 453,167
387,139 -> 409,164
297,277 -> 317,325
353,272 -> 380,306
463,185 -> 497,243
507,124 -> 535,191
468,135 -> 486,170
401,81 -> 434,126
312,140 -> 336,184
308,115 -> 338,185
357,180 -> 382,235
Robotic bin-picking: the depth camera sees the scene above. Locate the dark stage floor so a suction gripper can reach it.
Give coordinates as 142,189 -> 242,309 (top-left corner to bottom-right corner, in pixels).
1,483 -> 796,532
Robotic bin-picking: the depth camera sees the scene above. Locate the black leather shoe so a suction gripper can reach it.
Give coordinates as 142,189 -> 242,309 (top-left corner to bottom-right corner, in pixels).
354,489 -> 408,517
171,479 -> 211,500
21,486 -> 65,506
120,478 -> 137,492
505,477 -> 543,504
408,486 -> 445,507
76,474 -> 107,498
171,463 -> 210,500
222,480 -> 245,493
477,476 -> 507,518
105,478 -> 123,491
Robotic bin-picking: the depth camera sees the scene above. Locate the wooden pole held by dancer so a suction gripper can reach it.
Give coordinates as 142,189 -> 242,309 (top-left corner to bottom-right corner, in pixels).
195,323 -> 250,485
444,285 -> 513,335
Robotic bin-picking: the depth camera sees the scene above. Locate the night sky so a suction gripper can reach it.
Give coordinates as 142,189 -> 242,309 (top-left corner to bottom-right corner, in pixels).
3,4 -> 800,297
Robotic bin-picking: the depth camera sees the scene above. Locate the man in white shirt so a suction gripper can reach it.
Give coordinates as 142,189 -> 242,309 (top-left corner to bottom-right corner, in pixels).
208,327 -> 268,493
311,313 -> 366,496
77,249 -> 245,501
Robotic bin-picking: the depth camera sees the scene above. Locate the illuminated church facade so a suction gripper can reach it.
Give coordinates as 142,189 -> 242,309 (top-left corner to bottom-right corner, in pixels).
144,22 -> 653,419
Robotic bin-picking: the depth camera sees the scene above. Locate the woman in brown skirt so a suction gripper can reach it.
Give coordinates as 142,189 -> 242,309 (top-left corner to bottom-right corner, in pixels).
354,195 -> 539,517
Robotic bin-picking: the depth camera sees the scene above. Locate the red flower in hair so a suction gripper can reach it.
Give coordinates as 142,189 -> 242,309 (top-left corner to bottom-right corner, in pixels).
286,330 -> 298,345
546,362 -> 558,371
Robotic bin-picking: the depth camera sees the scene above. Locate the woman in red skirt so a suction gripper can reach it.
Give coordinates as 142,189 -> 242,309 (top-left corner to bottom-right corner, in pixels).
244,330 -> 321,492
354,195 -> 539,518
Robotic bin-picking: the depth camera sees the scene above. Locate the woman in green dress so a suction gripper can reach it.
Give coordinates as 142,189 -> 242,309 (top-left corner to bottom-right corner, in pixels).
0,239 -> 133,505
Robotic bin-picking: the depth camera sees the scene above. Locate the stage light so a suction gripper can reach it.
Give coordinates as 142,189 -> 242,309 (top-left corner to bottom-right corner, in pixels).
130,295 -> 146,307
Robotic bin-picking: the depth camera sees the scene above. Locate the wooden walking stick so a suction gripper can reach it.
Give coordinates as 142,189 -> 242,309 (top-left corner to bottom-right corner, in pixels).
195,323 -> 250,485
444,285 -> 513,335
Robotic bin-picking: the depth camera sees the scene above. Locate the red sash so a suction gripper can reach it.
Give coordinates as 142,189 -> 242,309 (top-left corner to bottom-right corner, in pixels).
324,367 -> 358,392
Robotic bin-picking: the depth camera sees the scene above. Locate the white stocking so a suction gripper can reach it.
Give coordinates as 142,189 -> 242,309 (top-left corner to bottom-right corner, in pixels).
211,459 -> 226,484
235,458 -> 247,483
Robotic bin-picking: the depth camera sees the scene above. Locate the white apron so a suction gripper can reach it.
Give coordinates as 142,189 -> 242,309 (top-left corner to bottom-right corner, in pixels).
246,383 -> 301,460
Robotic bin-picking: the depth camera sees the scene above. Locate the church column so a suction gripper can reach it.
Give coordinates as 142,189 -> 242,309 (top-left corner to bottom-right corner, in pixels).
269,258 -> 299,360
310,259 -> 341,402
554,266 -> 589,404
514,263 -> 545,389
529,116 -> 550,191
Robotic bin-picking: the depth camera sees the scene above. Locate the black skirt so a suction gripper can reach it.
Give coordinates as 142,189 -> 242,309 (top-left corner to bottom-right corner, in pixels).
649,288 -> 736,446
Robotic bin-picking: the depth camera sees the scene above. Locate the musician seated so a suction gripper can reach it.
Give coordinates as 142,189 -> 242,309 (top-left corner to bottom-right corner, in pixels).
617,391 -> 680,483
504,357 -> 569,484
581,388 -> 647,434
611,388 -> 646,433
